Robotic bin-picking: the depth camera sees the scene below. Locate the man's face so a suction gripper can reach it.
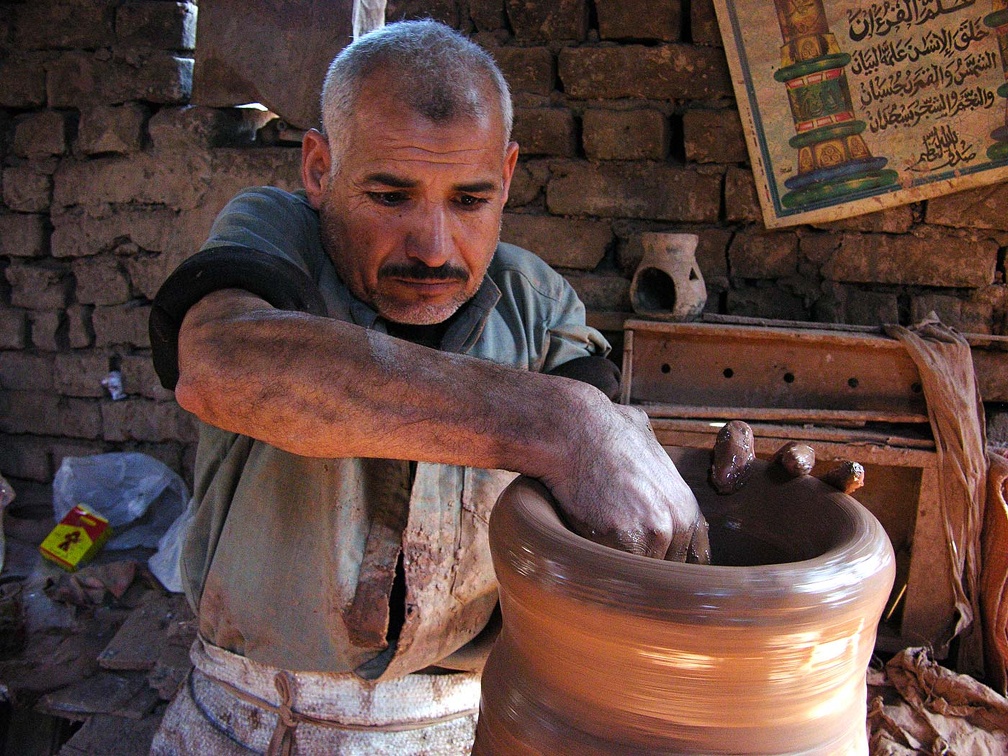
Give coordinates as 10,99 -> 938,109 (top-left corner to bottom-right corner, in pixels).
302,77 -> 519,325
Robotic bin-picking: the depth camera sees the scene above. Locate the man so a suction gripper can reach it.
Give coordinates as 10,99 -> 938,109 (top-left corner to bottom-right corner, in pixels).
149,20 -> 708,754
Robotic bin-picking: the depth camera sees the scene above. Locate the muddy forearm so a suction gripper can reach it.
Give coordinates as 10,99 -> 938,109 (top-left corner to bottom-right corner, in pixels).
175,292 -> 591,476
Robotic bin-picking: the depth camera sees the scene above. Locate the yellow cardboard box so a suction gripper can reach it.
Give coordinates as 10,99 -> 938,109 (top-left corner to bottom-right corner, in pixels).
39,505 -> 112,571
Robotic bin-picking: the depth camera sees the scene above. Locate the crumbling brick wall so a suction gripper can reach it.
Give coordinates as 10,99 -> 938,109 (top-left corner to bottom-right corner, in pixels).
2,0 -> 1007,489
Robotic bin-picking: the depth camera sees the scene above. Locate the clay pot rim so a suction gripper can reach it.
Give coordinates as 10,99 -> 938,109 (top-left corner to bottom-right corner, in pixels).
489,463 -> 895,624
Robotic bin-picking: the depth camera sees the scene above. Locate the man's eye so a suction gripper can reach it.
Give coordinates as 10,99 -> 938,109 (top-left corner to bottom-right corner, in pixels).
368,191 -> 408,206
457,195 -> 489,208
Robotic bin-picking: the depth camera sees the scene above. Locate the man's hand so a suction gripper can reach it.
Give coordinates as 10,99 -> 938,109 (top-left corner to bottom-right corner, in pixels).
537,398 -> 711,564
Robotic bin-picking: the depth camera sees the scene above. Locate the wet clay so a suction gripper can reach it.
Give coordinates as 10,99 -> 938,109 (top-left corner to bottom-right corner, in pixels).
473,448 -> 895,755
821,460 -> 867,494
772,440 -> 816,478
708,420 -> 755,494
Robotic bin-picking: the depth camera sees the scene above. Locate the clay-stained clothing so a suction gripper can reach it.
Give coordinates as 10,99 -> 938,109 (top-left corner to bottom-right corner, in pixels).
157,187 -> 610,680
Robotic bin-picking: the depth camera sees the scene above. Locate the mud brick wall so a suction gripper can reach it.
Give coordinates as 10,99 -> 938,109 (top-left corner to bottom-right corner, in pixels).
2,0 -> 1008,489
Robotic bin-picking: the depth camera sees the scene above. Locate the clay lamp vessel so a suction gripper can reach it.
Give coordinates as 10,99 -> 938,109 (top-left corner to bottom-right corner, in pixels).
473,447 -> 895,755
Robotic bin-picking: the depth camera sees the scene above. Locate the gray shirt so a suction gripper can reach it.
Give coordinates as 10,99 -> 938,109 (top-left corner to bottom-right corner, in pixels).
176,186 -> 610,679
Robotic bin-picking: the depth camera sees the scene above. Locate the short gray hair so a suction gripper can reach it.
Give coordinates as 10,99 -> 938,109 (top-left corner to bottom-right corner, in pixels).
319,20 -> 513,172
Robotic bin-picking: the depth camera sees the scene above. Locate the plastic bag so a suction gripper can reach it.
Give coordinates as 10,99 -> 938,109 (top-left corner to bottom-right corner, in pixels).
147,496 -> 196,593
53,453 -> 188,551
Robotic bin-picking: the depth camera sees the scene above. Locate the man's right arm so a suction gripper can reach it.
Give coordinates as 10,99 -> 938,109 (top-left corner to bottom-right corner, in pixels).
176,289 -> 709,562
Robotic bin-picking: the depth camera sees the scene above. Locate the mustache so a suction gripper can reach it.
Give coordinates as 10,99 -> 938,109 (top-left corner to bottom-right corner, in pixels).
378,262 -> 469,282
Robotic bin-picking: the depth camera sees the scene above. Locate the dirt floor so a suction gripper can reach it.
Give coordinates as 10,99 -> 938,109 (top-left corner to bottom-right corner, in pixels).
0,481 -> 192,755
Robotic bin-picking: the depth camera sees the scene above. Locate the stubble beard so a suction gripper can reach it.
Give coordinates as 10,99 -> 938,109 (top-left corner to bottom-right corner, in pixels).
318,197 -> 493,326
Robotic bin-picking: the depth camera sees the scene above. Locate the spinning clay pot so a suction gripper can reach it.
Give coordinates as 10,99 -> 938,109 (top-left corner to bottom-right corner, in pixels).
473,448 -> 895,755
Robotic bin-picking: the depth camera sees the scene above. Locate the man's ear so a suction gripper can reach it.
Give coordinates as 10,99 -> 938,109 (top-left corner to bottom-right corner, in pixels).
302,129 -> 332,209
501,141 -> 519,204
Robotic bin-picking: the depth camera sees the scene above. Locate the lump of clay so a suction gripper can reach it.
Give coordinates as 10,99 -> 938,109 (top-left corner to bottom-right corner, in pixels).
821,460 -> 866,494
772,441 -> 816,478
709,420 -> 755,495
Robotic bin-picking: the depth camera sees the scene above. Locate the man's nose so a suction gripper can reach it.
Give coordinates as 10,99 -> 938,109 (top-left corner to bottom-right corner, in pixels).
405,205 -> 452,268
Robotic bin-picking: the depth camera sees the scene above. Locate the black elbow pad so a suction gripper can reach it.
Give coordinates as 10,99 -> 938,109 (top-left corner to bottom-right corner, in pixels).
149,246 -> 328,390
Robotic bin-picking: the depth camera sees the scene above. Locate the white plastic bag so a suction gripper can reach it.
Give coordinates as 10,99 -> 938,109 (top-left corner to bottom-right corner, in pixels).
52,453 -> 188,550
147,496 -> 195,593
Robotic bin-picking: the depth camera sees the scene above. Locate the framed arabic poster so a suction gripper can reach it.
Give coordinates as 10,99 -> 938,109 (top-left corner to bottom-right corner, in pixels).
714,0 -> 1008,228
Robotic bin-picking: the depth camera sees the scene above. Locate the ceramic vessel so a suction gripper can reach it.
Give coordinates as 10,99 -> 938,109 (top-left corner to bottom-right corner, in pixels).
473,448 -> 895,755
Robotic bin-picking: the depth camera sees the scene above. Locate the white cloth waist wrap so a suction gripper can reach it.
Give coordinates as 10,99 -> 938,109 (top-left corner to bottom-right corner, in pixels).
190,636 -> 482,754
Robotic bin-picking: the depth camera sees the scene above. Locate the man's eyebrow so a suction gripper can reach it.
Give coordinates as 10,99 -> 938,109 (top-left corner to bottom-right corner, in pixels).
363,172 -> 417,189
454,180 -> 498,194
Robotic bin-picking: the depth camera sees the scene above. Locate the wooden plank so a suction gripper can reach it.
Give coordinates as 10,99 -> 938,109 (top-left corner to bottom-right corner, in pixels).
623,319 -> 928,419
57,711 -> 162,755
899,466 -> 957,659
651,417 -> 937,455
98,593 -> 192,671
637,402 -> 929,426
36,670 -> 158,721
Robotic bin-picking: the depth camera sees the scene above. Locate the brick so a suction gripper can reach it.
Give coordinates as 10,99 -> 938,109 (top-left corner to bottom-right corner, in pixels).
728,230 -> 798,278
148,106 -> 267,150
697,228 -> 731,283
0,56 -> 47,108
120,354 -> 175,401
596,0 -> 680,41
506,162 -> 544,208
29,310 -> 63,351
547,161 -> 721,222
471,0 -> 509,30
512,107 -> 576,157
385,0 -> 460,27
683,109 -> 746,164
911,293 -> 993,333
0,213 -> 49,258
0,308 -> 29,349
926,184 -> 1008,231
14,1 -> 114,49
562,271 -> 631,311
489,47 -> 555,96
0,391 -> 102,439
501,213 -> 612,269
199,148 -> 303,214
52,206 -> 191,257
0,352 -> 56,391
101,398 -> 195,443
0,435 -> 54,482
691,0 -> 723,47
13,111 -> 69,158
726,284 -> 807,320
559,45 -> 731,100
725,166 -> 762,223
6,262 -> 71,309
47,50 -> 193,108
77,103 -> 147,155
53,150 -> 211,211
116,2 -> 197,50
844,288 -> 900,326
3,164 -> 53,213
816,205 -> 915,234
72,256 -> 132,305
582,109 -> 668,161
825,233 -> 997,287
506,0 -> 588,41
66,305 -> 95,348
92,302 -> 151,348
55,353 -> 109,399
